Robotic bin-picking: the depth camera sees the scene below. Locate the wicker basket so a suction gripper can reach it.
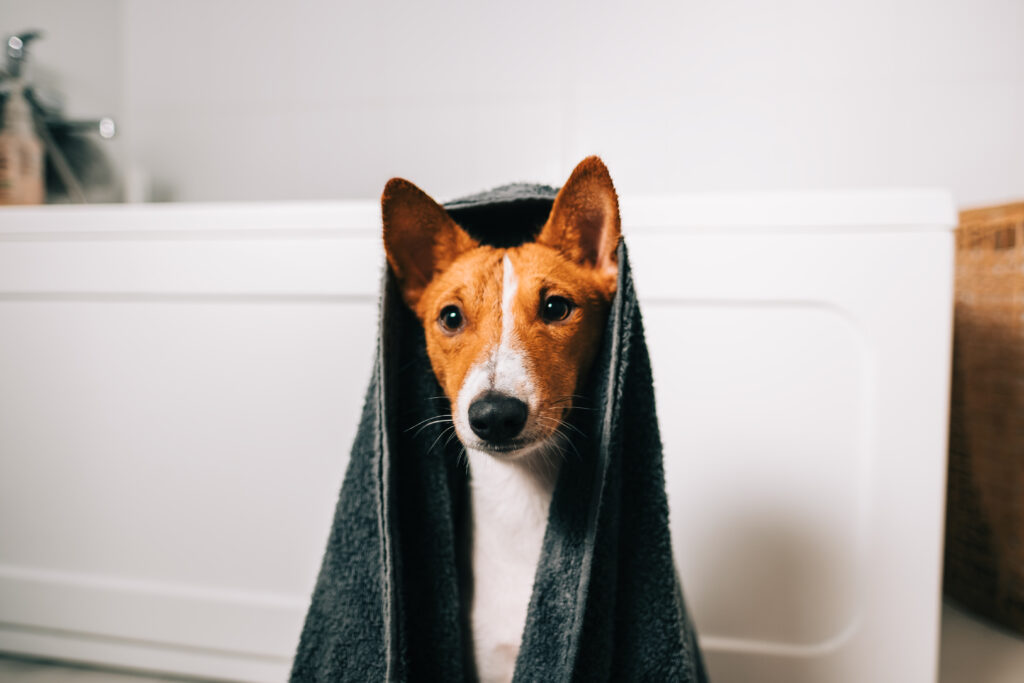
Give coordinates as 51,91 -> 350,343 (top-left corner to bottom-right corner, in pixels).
945,202 -> 1024,633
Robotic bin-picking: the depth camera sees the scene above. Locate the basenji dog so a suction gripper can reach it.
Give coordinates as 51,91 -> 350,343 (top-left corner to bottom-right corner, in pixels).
382,156 -> 621,683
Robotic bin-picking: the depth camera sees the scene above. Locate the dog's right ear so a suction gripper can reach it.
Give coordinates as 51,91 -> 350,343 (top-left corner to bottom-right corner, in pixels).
382,178 -> 477,309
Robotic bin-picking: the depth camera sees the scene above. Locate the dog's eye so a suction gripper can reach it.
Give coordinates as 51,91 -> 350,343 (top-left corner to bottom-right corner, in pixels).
438,305 -> 464,333
541,296 -> 574,323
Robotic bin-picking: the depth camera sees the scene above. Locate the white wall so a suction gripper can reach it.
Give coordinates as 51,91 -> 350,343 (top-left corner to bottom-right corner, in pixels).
6,0 -> 1024,206
120,0 -> 1024,207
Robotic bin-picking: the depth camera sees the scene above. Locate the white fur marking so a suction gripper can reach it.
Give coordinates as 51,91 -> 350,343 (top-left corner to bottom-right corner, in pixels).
454,255 -> 537,449
492,256 -> 532,403
500,254 -> 517,350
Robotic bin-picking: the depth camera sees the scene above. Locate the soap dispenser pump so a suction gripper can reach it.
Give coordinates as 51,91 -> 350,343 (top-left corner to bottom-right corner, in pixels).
0,31 -> 45,205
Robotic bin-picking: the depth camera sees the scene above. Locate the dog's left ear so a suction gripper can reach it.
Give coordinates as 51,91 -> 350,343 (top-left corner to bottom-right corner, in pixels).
537,156 -> 621,286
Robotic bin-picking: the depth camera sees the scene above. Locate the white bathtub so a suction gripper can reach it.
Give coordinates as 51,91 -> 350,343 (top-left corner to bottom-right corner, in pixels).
0,192 -> 955,682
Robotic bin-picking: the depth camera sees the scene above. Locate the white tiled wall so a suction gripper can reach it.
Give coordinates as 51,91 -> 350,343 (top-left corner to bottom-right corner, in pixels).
5,0 -> 1024,205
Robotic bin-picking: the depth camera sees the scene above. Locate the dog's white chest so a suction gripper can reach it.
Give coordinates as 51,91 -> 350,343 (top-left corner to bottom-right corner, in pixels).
466,449 -> 556,683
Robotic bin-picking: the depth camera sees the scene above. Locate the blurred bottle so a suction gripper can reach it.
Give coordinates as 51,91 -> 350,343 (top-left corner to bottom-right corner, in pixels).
0,34 -> 44,205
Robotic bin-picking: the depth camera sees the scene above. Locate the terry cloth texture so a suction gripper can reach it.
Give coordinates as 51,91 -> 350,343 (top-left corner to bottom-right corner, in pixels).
289,184 -> 708,682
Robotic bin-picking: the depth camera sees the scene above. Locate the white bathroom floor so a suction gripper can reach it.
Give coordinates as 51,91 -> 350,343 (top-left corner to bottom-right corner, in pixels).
1,601 -> 1022,682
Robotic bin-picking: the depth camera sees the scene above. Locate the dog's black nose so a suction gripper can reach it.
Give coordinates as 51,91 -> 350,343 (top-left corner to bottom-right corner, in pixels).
468,392 -> 528,443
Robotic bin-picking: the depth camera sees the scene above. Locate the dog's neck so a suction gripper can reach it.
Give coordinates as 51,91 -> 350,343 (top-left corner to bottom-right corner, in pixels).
465,447 -> 559,550
463,446 -> 560,681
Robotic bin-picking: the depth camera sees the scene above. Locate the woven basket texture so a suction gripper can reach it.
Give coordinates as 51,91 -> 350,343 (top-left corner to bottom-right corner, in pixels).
945,202 -> 1024,633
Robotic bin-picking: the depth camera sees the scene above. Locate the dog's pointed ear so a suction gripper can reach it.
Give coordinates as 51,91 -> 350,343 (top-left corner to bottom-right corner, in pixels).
537,156 -> 621,285
382,178 -> 478,309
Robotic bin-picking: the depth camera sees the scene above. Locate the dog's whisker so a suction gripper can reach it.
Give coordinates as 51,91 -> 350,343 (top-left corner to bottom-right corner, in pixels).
406,413 -> 452,431
443,427 -> 460,451
557,420 -> 585,437
550,394 -> 589,404
407,414 -> 453,436
549,427 -> 581,461
410,423 -> 450,439
547,397 -> 598,413
411,420 -> 453,440
536,414 -> 586,440
528,416 -> 584,465
427,425 -> 456,455
411,418 -> 452,434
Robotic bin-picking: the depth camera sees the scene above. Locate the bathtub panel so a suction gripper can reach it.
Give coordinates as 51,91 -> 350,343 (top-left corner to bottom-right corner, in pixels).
0,297 -> 377,671
0,300 -> 373,590
0,197 -> 954,682
646,304 -> 864,647
629,228 -> 954,683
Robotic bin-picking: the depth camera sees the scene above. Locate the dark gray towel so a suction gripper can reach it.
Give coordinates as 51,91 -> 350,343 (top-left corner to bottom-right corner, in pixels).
289,185 -> 708,682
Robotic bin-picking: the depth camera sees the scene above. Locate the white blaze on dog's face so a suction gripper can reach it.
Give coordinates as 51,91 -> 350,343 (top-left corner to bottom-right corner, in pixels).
382,157 -> 621,459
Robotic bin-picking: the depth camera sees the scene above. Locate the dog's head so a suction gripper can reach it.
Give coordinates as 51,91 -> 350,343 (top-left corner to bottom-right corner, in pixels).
382,156 -> 620,459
